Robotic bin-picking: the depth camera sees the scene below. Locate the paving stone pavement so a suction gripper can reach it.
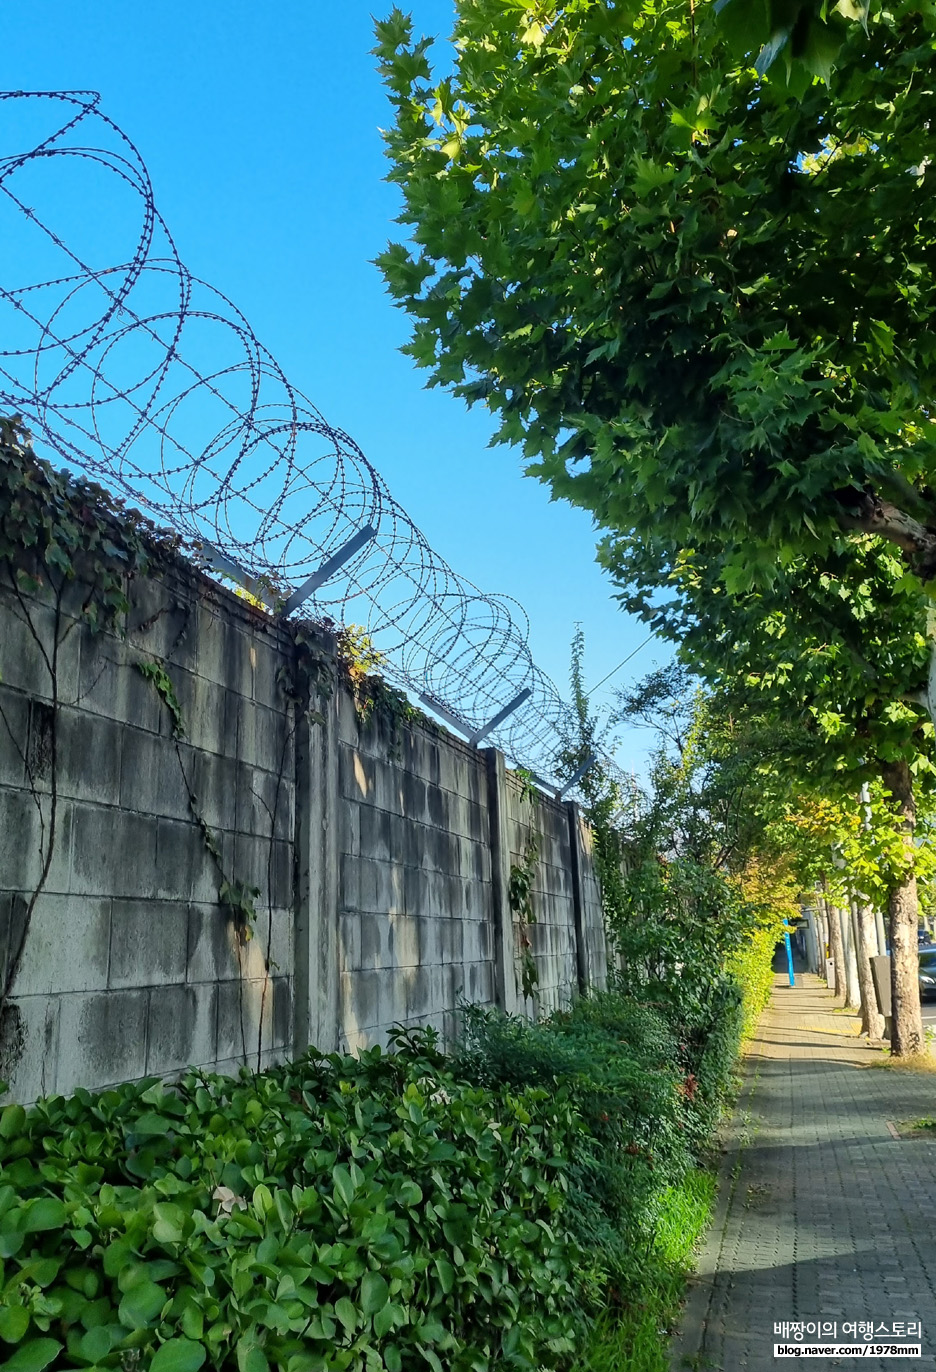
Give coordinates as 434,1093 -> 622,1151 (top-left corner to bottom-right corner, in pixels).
671,973 -> 936,1371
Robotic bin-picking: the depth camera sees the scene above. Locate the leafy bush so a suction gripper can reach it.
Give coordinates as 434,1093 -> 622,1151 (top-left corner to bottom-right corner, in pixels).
0,1032 -> 585,1372
457,991 -> 721,1304
0,990 -> 745,1372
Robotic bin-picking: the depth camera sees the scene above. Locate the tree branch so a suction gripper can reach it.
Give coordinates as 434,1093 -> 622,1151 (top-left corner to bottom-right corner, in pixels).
838,497 -> 936,579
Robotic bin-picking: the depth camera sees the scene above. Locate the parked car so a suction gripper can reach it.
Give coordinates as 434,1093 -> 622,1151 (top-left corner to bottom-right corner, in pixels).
919,948 -> 936,1001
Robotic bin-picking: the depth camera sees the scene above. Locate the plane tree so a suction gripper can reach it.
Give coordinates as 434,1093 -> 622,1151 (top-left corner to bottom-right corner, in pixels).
376,0 -> 936,663
609,529 -> 935,1052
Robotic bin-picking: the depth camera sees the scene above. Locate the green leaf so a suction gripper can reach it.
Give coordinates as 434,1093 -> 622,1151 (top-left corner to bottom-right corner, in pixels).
129,1112 -> 173,1136
118,1279 -> 166,1330
2,1339 -> 62,1372
21,1198 -> 68,1232
0,1103 -> 26,1138
396,1179 -> 422,1208
150,1337 -> 208,1372
331,1166 -> 355,1208
334,1297 -> 357,1335
78,1325 -> 119,1363
360,1271 -> 389,1316
0,1305 -> 31,1342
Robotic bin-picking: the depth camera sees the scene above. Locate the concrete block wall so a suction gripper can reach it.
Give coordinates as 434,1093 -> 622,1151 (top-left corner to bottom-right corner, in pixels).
0,563 -> 297,1102
335,692 -> 495,1052
0,532 -> 609,1103
505,774 -> 579,1017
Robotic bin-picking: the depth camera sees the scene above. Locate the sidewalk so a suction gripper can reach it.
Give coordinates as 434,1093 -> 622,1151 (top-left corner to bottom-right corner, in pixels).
671,974 -> 936,1370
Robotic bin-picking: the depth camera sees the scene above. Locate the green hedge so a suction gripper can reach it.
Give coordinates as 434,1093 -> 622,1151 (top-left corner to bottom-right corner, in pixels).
0,988 -> 743,1372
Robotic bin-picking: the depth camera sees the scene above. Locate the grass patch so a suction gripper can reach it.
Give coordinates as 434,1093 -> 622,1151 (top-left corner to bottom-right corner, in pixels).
863,1049 -> 936,1072
892,1117 -> 936,1137
572,1168 -> 717,1372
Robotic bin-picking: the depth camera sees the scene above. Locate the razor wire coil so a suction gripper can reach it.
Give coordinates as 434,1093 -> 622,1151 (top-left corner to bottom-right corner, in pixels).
0,89 -> 622,788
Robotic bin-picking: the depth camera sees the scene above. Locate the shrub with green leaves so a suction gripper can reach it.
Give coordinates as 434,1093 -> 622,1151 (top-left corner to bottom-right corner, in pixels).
0,1031 -> 585,1372
457,990 -> 728,1303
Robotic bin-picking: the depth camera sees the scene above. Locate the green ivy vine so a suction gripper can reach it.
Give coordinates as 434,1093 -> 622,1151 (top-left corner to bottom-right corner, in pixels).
509,769 -> 541,1001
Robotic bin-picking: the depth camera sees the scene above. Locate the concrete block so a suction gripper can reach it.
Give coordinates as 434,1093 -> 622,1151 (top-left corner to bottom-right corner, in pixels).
345,968 -> 380,1033
336,690 -> 359,747
360,912 -> 393,970
174,672 -> 239,759
272,976 -> 292,1050
0,597 -> 79,703
57,708 -> 122,806
256,906 -> 292,980
426,784 -> 447,831
401,818 -> 425,870
237,698 -> 284,773
404,865 -> 429,918
217,977 -> 270,1067
372,760 -> 404,817
375,861 -> 404,916
188,902 -> 243,982
119,727 -> 190,817
338,913 -> 362,973
356,857 -> 380,913
190,750 -> 238,833
467,960 -> 493,1005
390,913 -> 420,970
440,919 -> 465,966
338,804 -> 360,859
56,989 -> 149,1095
109,898 -> 188,988
339,854 -> 361,913
0,893 -> 28,990
1,993 -> 62,1104
79,633 -> 161,732
145,981 -> 218,1074
12,894 -> 111,996
127,578 -> 197,671
150,815 -> 202,901
378,967 -> 407,1028
403,964 -> 432,1020
195,605 -> 253,696
1,789 -> 74,895
229,837 -> 291,911
340,745 -> 373,802
359,805 -> 391,862
72,803 -> 159,900
461,920 -> 484,965
402,772 -> 429,825
0,686 -> 29,787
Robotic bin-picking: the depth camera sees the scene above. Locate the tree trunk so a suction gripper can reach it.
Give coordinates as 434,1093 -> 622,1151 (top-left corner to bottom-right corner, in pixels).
821,875 -> 846,1001
840,904 -> 861,1009
880,758 -> 924,1057
852,896 -> 884,1039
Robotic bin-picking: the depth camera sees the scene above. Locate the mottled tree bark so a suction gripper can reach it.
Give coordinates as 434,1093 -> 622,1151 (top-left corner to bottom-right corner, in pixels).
880,759 -> 924,1057
852,896 -> 884,1039
821,875 -> 845,1001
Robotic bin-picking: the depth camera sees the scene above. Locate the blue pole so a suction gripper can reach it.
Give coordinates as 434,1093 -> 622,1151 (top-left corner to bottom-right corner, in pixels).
784,930 -> 795,987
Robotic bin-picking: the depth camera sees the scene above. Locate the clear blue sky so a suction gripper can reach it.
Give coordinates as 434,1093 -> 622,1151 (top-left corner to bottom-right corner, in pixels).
3,1 -> 669,775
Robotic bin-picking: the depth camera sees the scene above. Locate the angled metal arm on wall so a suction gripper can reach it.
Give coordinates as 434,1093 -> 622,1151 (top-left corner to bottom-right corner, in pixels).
468,688 -> 532,748
557,752 -> 597,800
417,693 -> 474,740
282,525 -> 378,616
200,542 -> 278,610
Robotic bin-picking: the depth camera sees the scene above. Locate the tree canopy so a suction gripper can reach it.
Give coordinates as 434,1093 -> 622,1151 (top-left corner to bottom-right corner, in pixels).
376,1 -> 936,591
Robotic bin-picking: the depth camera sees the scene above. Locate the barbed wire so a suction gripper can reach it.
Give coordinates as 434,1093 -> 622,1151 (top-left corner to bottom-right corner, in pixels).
0,88 -> 632,792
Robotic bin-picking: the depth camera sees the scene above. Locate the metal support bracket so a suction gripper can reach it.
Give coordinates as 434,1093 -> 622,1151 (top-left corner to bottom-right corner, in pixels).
282,524 -> 377,616
557,752 -> 597,800
200,542 -> 278,610
417,692 -> 474,740
468,688 -> 532,748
